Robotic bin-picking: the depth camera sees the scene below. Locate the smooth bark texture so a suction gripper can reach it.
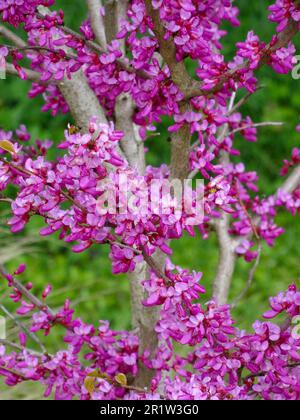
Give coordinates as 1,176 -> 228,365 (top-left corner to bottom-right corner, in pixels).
87,0 -> 107,49
115,93 -> 146,174
280,165 -> 300,194
59,70 -> 107,129
213,213 -> 237,305
129,261 -> 160,387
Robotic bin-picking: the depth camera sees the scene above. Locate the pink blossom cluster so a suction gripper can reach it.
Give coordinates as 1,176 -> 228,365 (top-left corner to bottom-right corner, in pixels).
0,0 -> 54,27
281,148 -> 300,176
0,119 -> 243,273
188,116 -> 300,262
0,0 -> 300,401
0,266 -> 299,400
142,0 -> 239,61
225,146 -> 300,259
144,267 -> 300,400
269,0 -> 300,32
1,113 -> 300,278
0,266 -> 139,400
0,0 -> 297,131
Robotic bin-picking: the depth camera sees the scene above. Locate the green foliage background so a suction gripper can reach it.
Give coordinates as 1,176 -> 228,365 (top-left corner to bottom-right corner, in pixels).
0,0 -> 300,399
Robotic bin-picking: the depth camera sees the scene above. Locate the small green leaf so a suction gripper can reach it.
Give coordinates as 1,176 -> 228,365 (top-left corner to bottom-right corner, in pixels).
87,369 -> 110,380
115,373 -> 127,386
0,140 -> 16,155
87,369 -> 100,378
84,377 -> 95,395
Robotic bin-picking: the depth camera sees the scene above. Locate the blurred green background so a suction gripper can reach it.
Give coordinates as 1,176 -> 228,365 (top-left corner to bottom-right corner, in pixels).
1,0 -> 300,399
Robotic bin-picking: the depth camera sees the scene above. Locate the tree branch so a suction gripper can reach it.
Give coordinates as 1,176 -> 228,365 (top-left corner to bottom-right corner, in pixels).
224,121 -> 284,139
0,24 -> 54,85
186,12 -> 300,100
87,0 -> 107,49
115,93 -> 146,173
103,0 -> 127,53
144,0 -> 193,93
0,25 -> 26,48
143,2 -> 196,180
212,93 -> 238,305
4,44 -> 76,60
244,362 -> 300,382
128,260 -> 160,388
231,241 -> 262,308
214,162 -> 300,307
0,24 -> 51,85
111,2 -> 145,171
0,365 -> 29,380
280,165 -> 300,194
0,338 -> 44,356
59,69 -> 110,130
0,265 -> 56,318
39,12 -> 149,80
4,63 -> 51,84
107,3 -> 165,388
0,303 -> 47,354
170,103 -> 192,181
227,85 -> 265,116
213,213 -> 237,305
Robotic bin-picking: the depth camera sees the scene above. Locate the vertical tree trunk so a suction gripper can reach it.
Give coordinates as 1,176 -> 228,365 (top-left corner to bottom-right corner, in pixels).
129,262 -> 160,388
213,213 -> 236,305
129,248 -> 167,388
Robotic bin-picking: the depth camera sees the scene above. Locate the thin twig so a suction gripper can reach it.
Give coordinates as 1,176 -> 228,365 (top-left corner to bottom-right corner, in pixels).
4,44 -> 76,60
280,165 -> 300,194
0,265 -> 55,318
280,317 -> 292,332
0,159 -> 36,177
0,303 -> 48,354
185,11 -> 300,100
0,24 -> 26,48
0,197 -> 13,204
60,190 -> 87,213
231,241 -> 262,308
5,63 -> 54,85
36,12 -> 150,80
243,362 -> 300,382
0,158 -> 87,213
225,121 -> 284,139
0,338 -> 45,357
0,365 -> 28,380
141,249 -> 171,286
227,85 -> 265,116
109,238 -> 141,255
235,181 -> 260,240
